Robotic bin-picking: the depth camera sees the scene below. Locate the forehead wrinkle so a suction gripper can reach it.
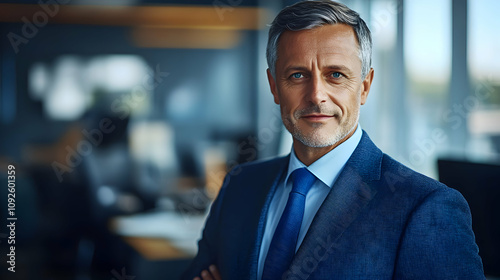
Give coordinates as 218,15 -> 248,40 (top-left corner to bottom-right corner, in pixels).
276,24 -> 362,76
281,56 -> 355,76
316,52 -> 356,74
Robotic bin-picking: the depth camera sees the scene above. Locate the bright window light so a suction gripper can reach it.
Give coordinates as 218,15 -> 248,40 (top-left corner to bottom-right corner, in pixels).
468,0 -> 500,83
404,0 -> 451,85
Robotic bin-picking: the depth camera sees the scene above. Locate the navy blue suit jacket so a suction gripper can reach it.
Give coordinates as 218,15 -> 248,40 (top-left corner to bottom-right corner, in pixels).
182,131 -> 484,279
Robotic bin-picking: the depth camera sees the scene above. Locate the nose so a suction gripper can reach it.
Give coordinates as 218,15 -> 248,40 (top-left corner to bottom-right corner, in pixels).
307,73 -> 328,105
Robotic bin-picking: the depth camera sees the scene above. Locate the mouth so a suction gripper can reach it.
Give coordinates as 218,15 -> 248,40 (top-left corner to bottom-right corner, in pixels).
300,114 -> 335,122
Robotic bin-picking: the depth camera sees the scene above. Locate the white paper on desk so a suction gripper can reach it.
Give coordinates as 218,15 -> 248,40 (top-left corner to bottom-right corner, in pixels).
112,211 -> 208,255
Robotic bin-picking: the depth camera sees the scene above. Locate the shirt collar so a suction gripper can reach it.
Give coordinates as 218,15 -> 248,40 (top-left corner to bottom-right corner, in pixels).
285,124 -> 363,188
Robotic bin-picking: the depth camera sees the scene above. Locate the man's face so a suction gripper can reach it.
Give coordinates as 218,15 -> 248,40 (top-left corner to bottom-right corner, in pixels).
268,24 -> 373,149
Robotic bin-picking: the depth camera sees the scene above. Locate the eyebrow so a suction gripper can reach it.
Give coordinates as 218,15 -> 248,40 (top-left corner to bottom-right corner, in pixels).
324,65 -> 352,73
283,65 -> 353,75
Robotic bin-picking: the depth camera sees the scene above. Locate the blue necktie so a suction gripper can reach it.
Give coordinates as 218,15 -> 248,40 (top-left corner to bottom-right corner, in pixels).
262,168 -> 316,280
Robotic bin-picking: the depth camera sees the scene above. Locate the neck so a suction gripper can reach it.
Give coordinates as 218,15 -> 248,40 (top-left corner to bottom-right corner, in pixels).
293,128 -> 357,166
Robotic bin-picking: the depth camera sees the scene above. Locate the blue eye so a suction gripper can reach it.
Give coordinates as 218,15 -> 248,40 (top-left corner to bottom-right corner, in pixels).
331,72 -> 342,78
291,73 -> 303,79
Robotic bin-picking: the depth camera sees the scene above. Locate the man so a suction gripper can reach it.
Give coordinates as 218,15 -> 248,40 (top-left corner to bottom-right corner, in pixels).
182,1 -> 485,279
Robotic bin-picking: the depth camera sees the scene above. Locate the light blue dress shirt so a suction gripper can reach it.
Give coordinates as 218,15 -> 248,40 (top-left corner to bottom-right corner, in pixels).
257,125 -> 363,280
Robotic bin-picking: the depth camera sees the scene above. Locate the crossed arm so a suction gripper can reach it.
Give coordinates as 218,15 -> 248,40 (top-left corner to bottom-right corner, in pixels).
192,265 -> 221,280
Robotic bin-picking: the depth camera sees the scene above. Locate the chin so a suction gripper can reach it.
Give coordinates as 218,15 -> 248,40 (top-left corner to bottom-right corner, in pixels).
293,128 -> 343,148
304,121 -> 358,147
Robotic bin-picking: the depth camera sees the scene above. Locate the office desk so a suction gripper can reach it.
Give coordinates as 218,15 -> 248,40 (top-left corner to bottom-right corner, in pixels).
110,211 -> 207,260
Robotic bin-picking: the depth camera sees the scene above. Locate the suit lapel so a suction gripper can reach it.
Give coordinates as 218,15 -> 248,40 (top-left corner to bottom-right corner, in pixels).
287,131 -> 383,279
238,155 -> 289,279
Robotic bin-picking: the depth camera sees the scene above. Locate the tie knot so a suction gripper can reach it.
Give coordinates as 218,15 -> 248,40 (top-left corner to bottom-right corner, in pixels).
291,168 -> 316,196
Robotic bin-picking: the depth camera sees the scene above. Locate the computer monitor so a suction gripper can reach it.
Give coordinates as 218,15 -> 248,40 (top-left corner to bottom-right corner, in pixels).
438,158 -> 500,277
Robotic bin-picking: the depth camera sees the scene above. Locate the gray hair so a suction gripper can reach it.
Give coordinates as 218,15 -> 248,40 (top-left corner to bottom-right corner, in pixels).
266,0 -> 372,79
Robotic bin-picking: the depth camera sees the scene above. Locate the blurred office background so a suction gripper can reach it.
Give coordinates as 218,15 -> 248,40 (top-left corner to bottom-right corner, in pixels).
0,0 -> 499,279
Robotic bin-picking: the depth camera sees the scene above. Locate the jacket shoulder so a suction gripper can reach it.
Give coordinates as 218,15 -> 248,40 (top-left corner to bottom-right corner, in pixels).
376,153 -> 474,219
226,155 -> 289,180
379,153 -> 450,196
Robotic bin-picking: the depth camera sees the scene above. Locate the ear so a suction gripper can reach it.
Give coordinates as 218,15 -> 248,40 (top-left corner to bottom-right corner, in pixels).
267,69 -> 280,105
360,68 -> 374,105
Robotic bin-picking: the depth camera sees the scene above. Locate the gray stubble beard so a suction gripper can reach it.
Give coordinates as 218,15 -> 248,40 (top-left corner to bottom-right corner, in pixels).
283,106 -> 359,148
